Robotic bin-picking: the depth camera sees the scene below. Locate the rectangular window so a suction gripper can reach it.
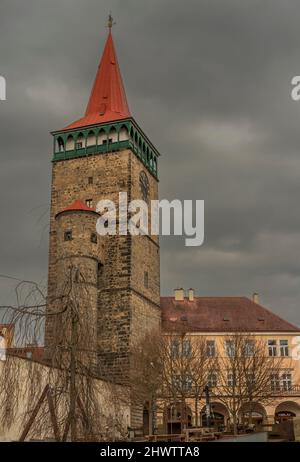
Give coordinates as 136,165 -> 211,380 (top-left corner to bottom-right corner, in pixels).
171,375 -> 192,392
225,340 -> 235,357
171,374 -> 181,391
245,340 -> 255,357
86,199 -> 93,208
268,340 -> 277,357
270,373 -> 280,392
282,373 -> 292,391
75,142 -> 83,149
207,371 -> 217,388
246,372 -> 255,386
88,177 -> 93,185
182,375 -> 193,392
182,339 -> 192,357
64,230 -> 72,241
280,340 -> 289,357
90,232 -> 97,244
144,271 -> 149,288
206,340 -> 216,358
227,371 -> 236,387
171,340 -> 179,359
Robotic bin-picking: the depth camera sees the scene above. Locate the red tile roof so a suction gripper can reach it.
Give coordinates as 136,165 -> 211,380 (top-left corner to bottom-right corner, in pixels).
62,30 -> 130,131
161,296 -> 300,333
59,199 -> 95,214
9,346 -> 45,362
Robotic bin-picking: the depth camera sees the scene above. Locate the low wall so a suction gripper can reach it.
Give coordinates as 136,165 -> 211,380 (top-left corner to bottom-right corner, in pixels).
0,356 -> 130,441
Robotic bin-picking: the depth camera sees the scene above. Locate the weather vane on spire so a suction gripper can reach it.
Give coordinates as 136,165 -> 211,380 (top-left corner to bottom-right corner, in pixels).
107,13 -> 116,29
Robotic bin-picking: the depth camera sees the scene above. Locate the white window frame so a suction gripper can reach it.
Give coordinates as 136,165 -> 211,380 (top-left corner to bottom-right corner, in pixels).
206,340 -> 216,358
207,371 -> 217,388
245,340 -> 255,357
270,372 -> 280,392
268,339 -> 277,357
280,340 -> 289,357
227,371 -> 236,387
281,372 -> 292,391
225,340 -> 235,357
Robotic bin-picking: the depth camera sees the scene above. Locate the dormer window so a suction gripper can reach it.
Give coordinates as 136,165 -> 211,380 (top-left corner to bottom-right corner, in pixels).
86,199 -> 93,208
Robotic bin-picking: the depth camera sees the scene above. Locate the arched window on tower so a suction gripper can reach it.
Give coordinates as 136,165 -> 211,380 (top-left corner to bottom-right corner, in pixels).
86,130 -> 96,147
56,137 -> 65,153
109,126 -> 117,143
119,125 -> 129,142
66,135 -> 75,151
76,133 -> 85,150
98,129 -> 107,145
150,153 -> 153,169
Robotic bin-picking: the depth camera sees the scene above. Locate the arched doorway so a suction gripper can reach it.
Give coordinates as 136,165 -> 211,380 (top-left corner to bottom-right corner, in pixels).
275,401 -> 300,423
239,402 -> 267,430
200,402 -> 229,430
165,403 -> 193,434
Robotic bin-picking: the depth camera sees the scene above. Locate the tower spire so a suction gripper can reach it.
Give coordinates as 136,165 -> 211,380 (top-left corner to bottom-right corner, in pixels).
62,22 -> 130,131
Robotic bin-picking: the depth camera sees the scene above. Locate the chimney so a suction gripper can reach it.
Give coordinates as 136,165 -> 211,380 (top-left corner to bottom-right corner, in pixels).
174,288 -> 184,301
252,292 -> 259,304
188,288 -> 194,302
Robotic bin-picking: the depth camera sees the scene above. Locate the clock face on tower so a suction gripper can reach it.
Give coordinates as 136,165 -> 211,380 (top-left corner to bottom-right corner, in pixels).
139,171 -> 149,202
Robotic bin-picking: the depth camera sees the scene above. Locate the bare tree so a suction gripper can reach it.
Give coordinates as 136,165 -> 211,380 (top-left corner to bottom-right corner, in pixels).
215,333 -> 284,434
131,323 -> 216,434
0,269 -> 128,441
160,330 -> 214,431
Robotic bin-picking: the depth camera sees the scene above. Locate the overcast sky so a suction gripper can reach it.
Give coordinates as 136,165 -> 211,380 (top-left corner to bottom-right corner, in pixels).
1,0 -> 300,326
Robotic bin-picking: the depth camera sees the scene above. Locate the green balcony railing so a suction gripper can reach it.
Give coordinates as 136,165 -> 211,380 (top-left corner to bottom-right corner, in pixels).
53,139 -> 157,177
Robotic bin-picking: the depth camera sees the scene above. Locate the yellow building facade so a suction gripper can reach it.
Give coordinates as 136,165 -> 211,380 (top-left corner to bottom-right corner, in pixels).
158,290 -> 300,433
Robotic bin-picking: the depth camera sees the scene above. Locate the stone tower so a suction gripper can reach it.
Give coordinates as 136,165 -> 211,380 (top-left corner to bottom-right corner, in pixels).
45,25 -> 161,396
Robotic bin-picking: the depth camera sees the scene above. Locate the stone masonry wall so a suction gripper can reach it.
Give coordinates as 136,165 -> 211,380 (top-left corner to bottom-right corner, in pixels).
45,148 -> 161,409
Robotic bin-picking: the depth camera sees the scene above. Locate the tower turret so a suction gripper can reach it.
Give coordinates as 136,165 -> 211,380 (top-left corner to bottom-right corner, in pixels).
45,200 -> 102,369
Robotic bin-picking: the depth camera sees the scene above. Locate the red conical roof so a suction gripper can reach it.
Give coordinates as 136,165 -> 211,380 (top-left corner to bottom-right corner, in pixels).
63,30 -> 130,131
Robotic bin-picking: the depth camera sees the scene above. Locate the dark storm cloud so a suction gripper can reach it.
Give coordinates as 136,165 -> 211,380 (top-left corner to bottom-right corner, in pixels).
1,0 -> 300,325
